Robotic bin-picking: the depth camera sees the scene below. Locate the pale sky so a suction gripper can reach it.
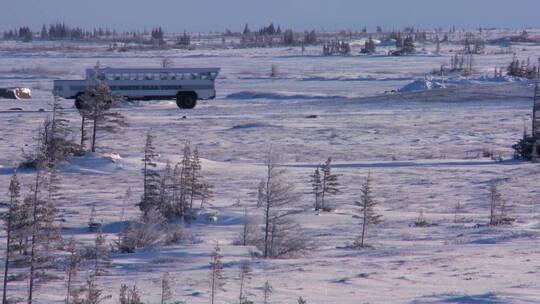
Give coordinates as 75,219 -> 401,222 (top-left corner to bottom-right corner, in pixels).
1,0 -> 539,32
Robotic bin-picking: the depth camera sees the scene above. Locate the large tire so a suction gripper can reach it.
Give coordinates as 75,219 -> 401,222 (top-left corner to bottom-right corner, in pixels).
74,95 -> 85,110
176,93 -> 197,109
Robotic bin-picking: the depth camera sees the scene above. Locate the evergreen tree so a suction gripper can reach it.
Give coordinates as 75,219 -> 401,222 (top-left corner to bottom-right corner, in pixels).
454,201 -> 464,223
118,284 -> 143,304
362,35 -> 376,54
310,167 -> 322,211
267,23 -> 276,35
304,30 -> 317,45
88,203 -> 100,231
171,163 -> 185,217
237,207 -> 258,246
2,172 -> 21,304
77,65 -> 126,153
189,148 -> 202,209
139,132 -> 161,215
65,238 -> 82,304
258,151 -> 307,258
320,157 -> 340,211
188,148 -> 213,209
283,29 -> 295,45
82,274 -> 111,304
243,23 -> 251,35
209,243 -> 225,304
354,173 -> 381,248
402,35 -> 415,54
238,260 -> 251,304
159,161 -> 174,217
178,142 -> 193,212
489,182 -> 503,225
160,272 -> 172,304
263,281 -> 272,304
40,24 -> 48,39
27,149 -> 62,303
93,228 -> 111,276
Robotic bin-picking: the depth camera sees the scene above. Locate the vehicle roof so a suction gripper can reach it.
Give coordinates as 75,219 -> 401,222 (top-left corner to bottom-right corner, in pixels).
89,67 -> 220,73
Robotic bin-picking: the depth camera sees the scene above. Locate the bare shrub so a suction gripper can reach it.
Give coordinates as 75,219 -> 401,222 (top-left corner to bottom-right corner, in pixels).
8,65 -> 67,76
115,209 -> 166,253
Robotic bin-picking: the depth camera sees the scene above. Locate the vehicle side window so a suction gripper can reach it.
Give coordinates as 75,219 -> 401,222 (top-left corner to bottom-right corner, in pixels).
97,72 -> 106,80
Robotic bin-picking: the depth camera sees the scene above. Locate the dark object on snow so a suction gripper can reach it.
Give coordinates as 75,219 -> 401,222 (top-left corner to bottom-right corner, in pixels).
0,87 -> 32,100
88,222 -> 102,232
306,114 -> 318,119
323,41 -> 351,56
494,217 -> 516,226
514,84 -> 540,161
9,107 -> 23,111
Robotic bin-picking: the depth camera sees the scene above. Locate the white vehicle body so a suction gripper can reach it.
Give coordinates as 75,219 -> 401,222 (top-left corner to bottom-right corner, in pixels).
53,67 -> 220,109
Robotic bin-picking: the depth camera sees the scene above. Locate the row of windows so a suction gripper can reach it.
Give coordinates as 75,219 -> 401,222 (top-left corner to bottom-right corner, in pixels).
97,71 -> 217,81
67,85 -> 186,91
109,85 -> 185,91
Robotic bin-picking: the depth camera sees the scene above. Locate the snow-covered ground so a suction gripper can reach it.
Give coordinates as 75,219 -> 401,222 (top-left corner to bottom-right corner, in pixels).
1,40 -> 540,303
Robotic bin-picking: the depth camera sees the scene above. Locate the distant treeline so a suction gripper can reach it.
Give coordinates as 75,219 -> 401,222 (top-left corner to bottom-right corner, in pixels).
3,22 -> 537,49
1,22 -> 173,44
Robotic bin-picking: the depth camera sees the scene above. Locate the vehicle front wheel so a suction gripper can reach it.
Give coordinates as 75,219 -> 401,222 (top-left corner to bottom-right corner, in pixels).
74,96 -> 85,110
176,94 -> 197,109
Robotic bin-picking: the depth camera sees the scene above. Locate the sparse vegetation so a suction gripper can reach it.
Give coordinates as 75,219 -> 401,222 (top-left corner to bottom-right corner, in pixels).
3,20 -> 540,304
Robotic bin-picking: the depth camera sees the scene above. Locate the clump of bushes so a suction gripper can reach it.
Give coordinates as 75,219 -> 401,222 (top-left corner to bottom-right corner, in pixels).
513,135 -> 540,161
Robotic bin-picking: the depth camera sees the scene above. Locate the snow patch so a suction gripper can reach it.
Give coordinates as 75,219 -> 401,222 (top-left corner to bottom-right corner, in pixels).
398,77 -> 446,93
60,153 -> 120,175
399,75 -> 526,93
226,91 -> 349,100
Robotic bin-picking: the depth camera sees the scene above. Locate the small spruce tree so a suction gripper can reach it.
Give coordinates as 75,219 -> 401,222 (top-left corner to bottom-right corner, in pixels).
2,172 -> 22,304
310,167 -> 322,211
140,132 -> 161,215
354,173 -> 381,248
209,242 -> 225,304
320,157 -> 340,211
160,272 -> 172,304
489,182 -> 503,225
238,260 -> 252,304
93,227 -> 111,276
263,281 -> 272,304
65,238 -> 83,304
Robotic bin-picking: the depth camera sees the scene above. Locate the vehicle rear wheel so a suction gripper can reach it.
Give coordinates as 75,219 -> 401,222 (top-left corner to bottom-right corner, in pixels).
176,94 -> 197,109
74,96 -> 85,110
